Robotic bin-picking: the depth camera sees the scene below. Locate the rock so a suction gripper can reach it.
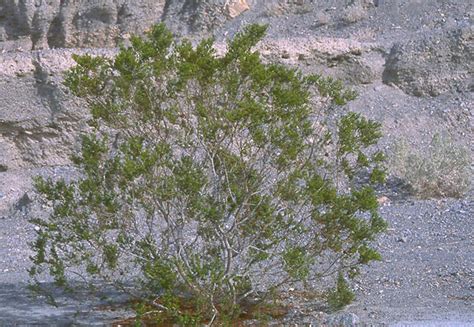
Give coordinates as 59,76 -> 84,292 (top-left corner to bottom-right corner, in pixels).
226,0 -> 250,18
383,26 -> 474,97
377,196 -> 391,206
314,11 -> 330,26
325,312 -> 360,326
15,193 -> 32,214
263,0 -> 313,17
397,236 -> 408,243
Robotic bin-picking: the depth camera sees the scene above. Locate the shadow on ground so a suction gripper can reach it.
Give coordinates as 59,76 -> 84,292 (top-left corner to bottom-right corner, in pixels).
0,282 -> 131,326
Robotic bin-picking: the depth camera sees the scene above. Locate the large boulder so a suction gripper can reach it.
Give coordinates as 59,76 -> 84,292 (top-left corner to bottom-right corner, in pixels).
383,26 -> 474,97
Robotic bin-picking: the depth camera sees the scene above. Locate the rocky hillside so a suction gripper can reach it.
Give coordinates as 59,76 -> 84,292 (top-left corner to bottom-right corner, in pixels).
1,0 -> 472,214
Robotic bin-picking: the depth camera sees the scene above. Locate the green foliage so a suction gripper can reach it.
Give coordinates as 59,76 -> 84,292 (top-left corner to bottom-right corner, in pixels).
30,23 -> 386,324
327,272 -> 356,311
391,133 -> 472,198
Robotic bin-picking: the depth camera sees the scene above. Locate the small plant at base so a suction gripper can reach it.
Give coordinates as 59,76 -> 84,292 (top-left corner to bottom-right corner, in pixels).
327,272 -> 356,311
29,23 -> 387,324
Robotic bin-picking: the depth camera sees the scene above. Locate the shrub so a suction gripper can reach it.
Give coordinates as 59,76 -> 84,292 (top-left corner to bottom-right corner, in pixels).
341,4 -> 368,24
29,24 -> 386,323
391,133 -> 472,198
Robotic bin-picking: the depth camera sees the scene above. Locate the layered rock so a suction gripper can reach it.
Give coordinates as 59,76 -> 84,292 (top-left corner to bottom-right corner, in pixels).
0,48 -> 118,172
257,36 -> 384,85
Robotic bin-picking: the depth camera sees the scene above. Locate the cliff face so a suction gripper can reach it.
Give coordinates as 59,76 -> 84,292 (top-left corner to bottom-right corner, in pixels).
0,0 -> 257,50
0,0 -> 162,49
0,0 -> 473,214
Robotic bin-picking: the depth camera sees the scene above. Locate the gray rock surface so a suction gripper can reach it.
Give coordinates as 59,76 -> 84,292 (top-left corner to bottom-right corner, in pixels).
0,0 -> 255,50
0,48 -> 116,170
383,26 -> 474,97
0,0 -> 164,49
351,197 -> 474,325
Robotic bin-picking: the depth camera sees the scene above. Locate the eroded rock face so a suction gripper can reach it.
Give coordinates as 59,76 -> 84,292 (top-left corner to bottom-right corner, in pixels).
383,26 -> 474,97
255,36 -> 383,85
161,0 -> 253,36
0,0 -> 165,49
0,0 -> 254,50
0,48 -> 117,171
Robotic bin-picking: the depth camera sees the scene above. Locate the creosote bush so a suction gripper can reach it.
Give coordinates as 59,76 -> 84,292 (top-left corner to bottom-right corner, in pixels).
30,24 -> 387,324
391,134 -> 472,198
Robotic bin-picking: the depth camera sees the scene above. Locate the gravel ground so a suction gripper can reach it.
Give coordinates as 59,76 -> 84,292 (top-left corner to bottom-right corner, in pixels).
351,196 -> 474,325
0,182 -> 473,325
